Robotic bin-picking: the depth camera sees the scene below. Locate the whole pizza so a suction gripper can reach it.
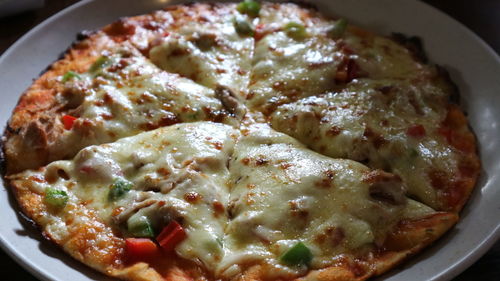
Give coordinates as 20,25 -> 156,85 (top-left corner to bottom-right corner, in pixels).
1,1 -> 480,280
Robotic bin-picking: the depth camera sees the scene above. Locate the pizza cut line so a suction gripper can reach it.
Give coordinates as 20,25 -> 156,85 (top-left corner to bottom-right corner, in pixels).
1,1 -> 479,281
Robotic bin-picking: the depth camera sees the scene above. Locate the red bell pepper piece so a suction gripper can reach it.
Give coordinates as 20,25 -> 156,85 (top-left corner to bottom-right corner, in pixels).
125,238 -> 160,259
62,115 -> 77,130
157,221 -> 187,252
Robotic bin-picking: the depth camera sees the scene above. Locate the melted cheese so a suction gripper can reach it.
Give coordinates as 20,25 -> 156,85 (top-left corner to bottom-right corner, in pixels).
19,122 -> 238,269
247,6 -> 343,112
270,79 -> 459,209
149,11 -> 254,98
219,124 -> 433,277
55,45 -> 232,162
345,32 -> 428,79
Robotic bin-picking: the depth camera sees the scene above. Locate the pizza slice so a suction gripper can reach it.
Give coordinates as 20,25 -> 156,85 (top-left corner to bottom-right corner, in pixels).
3,36 -> 233,174
147,3 -> 255,98
244,3 -> 436,115
245,3 -> 343,114
270,78 -> 479,211
220,123 -> 457,280
7,122 -> 239,280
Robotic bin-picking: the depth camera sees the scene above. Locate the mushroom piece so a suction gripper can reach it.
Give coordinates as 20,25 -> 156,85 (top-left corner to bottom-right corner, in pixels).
363,169 -> 407,205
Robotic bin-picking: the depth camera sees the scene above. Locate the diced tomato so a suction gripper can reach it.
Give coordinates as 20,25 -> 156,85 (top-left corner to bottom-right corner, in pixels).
406,124 -> 426,138
125,238 -> 161,260
62,115 -> 77,130
157,221 -> 187,252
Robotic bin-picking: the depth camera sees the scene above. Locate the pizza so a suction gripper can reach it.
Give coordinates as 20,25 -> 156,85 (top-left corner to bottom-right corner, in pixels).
1,1 -> 480,281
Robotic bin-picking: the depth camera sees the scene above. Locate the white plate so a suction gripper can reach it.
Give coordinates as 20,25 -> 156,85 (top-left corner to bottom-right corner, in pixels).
1,0 -> 499,280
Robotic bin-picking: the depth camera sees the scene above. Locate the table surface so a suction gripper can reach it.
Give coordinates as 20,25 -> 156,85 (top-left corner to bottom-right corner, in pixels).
0,0 -> 499,280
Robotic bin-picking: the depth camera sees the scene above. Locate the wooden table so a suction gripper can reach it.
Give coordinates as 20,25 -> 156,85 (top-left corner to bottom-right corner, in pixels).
0,0 -> 498,280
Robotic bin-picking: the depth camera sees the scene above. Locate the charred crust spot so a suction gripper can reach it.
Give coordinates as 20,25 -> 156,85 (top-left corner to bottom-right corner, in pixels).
76,30 -> 96,41
363,127 -> 386,148
201,106 -> 227,123
107,59 -> 129,72
315,226 -> 345,246
362,169 -> 400,184
156,167 -> 170,177
349,260 -> 369,278
142,21 -> 161,31
212,201 -> 225,216
140,122 -> 158,131
376,85 -> 393,95
57,169 -> 70,180
255,156 -> 269,166
159,113 -> 180,127
289,201 -> 309,219
227,200 -> 236,219
241,157 -> 250,165
391,32 -> 428,63
212,141 -> 223,150
315,170 -> 336,188
171,48 -> 190,57
184,191 -> 202,203
5,124 -> 20,134
326,126 -> 342,137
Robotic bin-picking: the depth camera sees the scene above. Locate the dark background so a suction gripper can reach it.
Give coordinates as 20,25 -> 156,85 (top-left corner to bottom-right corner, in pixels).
0,0 -> 498,280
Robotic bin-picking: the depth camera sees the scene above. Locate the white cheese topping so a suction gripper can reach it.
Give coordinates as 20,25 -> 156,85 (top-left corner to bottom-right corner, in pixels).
219,124 -> 433,276
54,45 -> 231,164
247,8 -> 343,112
21,122 -> 238,269
270,78 -> 458,209
149,11 -> 254,99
